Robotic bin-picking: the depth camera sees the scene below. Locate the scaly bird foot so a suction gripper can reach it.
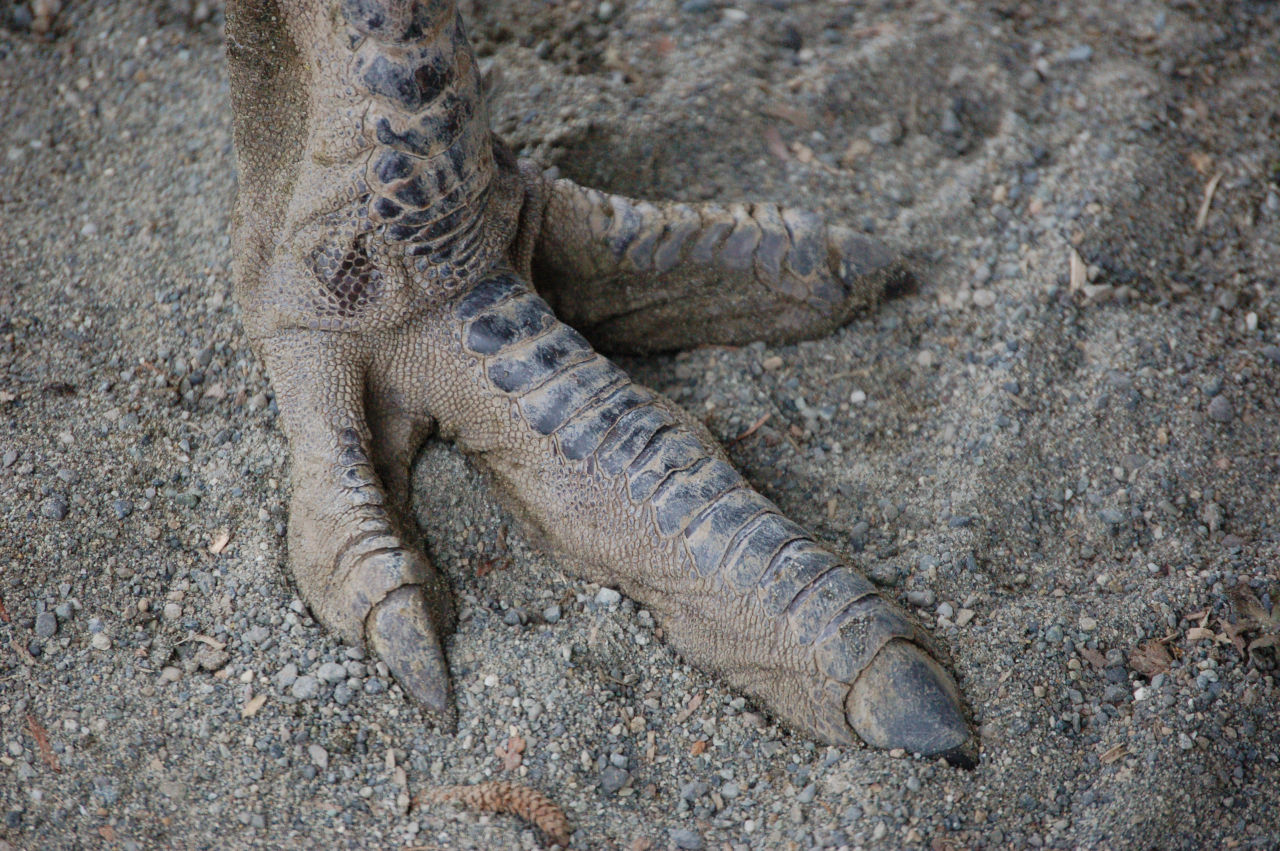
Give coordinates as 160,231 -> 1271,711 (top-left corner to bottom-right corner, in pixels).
226,0 -> 971,759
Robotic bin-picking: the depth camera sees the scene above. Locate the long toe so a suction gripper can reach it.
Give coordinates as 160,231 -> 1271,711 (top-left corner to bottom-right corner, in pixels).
367,585 -> 457,729
845,639 -> 975,767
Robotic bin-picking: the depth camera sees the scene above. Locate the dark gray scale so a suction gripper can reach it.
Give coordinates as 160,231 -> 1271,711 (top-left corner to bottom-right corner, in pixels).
814,598 -> 916,683
342,0 -> 453,43
464,293 -> 556,356
487,325 -> 595,395
785,567 -> 878,646
719,209 -> 762,271
651,207 -> 701,275
553,384 -> 652,463
455,274 -> 525,321
755,541 -> 840,618
373,149 -> 416,183
405,207 -> 482,256
604,197 -> 643,261
691,212 -> 733,266
360,49 -> 455,112
604,421 -> 665,473
782,208 -> 824,279
649,458 -> 743,538
681,487 -> 772,578
516,356 -> 629,436
595,407 -> 677,478
751,204 -> 790,282
719,512 -> 807,592
625,430 -> 711,505
621,202 -> 661,271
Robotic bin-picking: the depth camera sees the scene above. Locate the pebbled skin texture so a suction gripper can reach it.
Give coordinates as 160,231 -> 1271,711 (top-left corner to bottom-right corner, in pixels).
225,0 -> 973,760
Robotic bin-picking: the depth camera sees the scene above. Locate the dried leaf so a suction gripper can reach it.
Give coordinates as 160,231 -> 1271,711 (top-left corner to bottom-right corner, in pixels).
1228,583 -> 1278,630
1186,626 -> 1215,642
763,126 -> 791,162
689,740 -> 707,756
760,102 -> 813,130
26,713 -> 59,773
1068,247 -> 1087,293
209,529 -> 231,555
1194,171 -> 1223,231
1221,618 -> 1248,655
98,824 -> 118,842
1099,743 -> 1128,765
192,634 -> 227,651
241,694 -> 267,718
674,692 -> 704,724
1128,641 -> 1173,677
1079,647 -> 1107,670
1248,634 -> 1280,652
497,735 -> 526,772
416,781 -> 571,847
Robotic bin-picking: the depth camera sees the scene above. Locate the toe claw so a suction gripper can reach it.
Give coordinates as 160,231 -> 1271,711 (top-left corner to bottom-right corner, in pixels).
845,639 -> 974,763
367,585 -> 457,729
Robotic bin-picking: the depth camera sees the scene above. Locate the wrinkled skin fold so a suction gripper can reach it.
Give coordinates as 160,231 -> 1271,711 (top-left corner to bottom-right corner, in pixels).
225,0 -> 974,762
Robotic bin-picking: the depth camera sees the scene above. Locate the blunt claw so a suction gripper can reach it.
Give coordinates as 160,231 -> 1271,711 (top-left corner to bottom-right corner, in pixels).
367,585 -> 457,729
845,639 -> 974,765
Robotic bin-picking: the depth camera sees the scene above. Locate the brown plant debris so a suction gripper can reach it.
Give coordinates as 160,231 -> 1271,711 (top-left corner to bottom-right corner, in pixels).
1128,640 -> 1173,678
497,735 -> 526,771
1228,582 -> 1280,654
415,781 -> 570,847
26,712 -> 59,773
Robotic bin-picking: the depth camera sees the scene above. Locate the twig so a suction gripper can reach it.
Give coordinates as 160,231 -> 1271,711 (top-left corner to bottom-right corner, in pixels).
415,781 -> 570,847
730,412 -> 771,444
26,713 -> 59,773
1195,171 -> 1223,231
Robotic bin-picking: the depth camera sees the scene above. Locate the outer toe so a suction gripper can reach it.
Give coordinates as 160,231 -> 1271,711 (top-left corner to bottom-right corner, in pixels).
845,639 -> 974,765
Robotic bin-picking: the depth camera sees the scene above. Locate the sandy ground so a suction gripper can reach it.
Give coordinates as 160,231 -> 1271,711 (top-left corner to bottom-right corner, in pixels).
3,1 -> 1280,848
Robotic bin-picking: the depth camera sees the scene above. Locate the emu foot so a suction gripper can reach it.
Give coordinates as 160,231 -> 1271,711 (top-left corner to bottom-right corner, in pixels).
225,0 -> 971,760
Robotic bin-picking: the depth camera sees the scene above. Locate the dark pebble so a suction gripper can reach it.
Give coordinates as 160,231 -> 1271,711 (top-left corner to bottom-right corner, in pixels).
599,765 -> 629,795
41,496 -> 68,521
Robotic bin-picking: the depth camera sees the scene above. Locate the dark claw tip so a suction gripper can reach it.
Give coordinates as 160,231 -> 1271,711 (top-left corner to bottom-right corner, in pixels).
845,639 -> 974,764
367,585 -> 457,730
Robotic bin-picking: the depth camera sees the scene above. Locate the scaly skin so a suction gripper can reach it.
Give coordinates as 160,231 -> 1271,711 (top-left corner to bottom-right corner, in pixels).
225,0 -> 973,761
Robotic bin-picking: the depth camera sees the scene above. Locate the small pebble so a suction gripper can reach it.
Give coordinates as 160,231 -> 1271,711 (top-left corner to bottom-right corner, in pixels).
41,496 -> 68,521
595,587 -> 622,607
34,611 -> 57,638
308,744 -> 329,770
290,676 -> 320,700
317,662 -> 347,684
543,604 -> 562,624
669,828 -> 704,850
1079,616 -> 1098,631
275,663 -> 299,688
1207,395 -> 1234,423
599,765 -> 629,795
90,633 -> 111,651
